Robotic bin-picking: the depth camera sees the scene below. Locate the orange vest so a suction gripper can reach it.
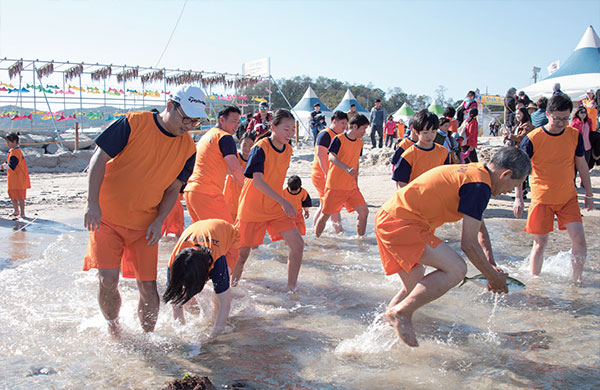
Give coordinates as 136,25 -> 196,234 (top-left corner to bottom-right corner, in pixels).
581,98 -> 598,132
185,127 -> 234,195
238,138 -> 293,222
397,123 -> 406,139
527,126 -> 580,204
382,163 -> 491,230
395,137 -> 415,152
168,219 -> 240,272
282,187 -> 309,212
223,153 -> 248,218
7,147 -> 30,190
311,128 -> 342,183
400,144 -> 449,183
326,133 -> 363,191
99,111 -> 196,230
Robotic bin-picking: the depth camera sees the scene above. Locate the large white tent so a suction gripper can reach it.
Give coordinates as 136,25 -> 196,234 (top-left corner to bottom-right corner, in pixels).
333,89 -> 369,116
521,25 -> 600,100
292,86 -> 332,138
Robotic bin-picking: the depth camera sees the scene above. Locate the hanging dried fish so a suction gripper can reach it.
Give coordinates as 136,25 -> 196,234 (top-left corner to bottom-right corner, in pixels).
8,60 -> 23,80
91,65 -> 112,81
64,64 -> 83,81
37,61 -> 55,79
141,70 -> 165,84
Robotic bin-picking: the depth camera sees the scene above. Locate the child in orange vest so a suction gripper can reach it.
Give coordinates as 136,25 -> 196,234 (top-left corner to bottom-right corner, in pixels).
271,175 -> 312,241
2,132 -> 30,218
232,109 -> 304,292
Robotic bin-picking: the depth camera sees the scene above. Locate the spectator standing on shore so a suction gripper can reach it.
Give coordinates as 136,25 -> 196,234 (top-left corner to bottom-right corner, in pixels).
517,91 -> 532,107
552,83 -> 563,96
531,97 -> 549,128
571,106 -> 593,166
462,108 -> 479,163
310,103 -> 327,145
384,115 -> 397,148
247,102 -> 272,137
347,103 -> 359,124
502,107 -> 534,146
580,89 -> 598,132
369,99 -> 385,148
443,106 -> 458,134
504,87 -> 517,131
236,113 -> 253,140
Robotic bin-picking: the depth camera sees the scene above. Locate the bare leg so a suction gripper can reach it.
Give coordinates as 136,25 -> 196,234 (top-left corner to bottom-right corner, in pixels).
136,280 -> 159,332
18,199 -> 25,217
313,206 -> 322,227
355,205 -> 369,236
280,228 -> 304,291
9,199 -> 19,217
387,265 -> 425,309
314,212 -> 331,237
172,305 -> 185,324
331,212 -> 343,233
231,246 -> 251,286
530,234 -> 549,276
386,242 -> 467,347
565,222 -> 586,283
98,268 -> 122,337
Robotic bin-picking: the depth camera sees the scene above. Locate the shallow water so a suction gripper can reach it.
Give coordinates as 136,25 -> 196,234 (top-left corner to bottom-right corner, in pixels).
0,211 -> 599,389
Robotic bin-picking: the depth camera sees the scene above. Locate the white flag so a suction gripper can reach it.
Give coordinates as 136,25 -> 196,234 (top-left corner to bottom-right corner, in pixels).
547,60 -> 560,75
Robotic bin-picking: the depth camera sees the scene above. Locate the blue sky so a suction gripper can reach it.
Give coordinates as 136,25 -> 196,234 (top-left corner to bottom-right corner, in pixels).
0,0 -> 598,101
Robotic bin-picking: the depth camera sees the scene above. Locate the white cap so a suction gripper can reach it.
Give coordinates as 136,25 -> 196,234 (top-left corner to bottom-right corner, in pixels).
588,89 -> 595,93
170,85 -> 208,118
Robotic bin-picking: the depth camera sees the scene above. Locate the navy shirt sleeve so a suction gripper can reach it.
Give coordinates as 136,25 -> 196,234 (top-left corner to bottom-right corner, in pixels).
302,192 -> 312,208
218,134 -> 238,157
328,137 -> 341,155
458,182 -> 491,220
176,152 -> 196,183
94,116 -> 131,158
316,131 -> 332,148
209,256 -> 230,294
519,136 -> 534,158
443,153 -> 450,165
8,155 -> 18,170
244,146 -> 266,178
391,147 -> 404,166
575,133 -> 585,157
392,157 -> 411,183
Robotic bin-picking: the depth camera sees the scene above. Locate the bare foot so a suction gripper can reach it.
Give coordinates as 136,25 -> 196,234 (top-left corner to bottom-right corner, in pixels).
8,212 -> 18,219
332,222 -> 344,234
385,310 -> 418,347
107,319 -> 122,340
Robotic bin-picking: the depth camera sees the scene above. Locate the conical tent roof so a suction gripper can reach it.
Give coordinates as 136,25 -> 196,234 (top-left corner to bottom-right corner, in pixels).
392,103 -> 414,121
333,89 -> 369,115
428,100 -> 444,115
521,25 -> 600,99
292,86 -> 332,115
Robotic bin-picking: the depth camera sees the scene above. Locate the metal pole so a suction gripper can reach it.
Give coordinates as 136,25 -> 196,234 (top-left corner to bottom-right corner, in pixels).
123,66 -> 126,110
75,121 -> 79,151
79,72 -> 83,130
32,62 -> 37,118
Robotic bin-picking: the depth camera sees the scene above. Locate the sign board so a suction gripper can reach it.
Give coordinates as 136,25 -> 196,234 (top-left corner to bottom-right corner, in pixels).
242,58 -> 270,77
480,94 -> 504,106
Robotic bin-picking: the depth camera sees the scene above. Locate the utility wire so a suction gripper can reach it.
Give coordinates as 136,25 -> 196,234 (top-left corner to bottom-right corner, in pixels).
155,0 -> 188,68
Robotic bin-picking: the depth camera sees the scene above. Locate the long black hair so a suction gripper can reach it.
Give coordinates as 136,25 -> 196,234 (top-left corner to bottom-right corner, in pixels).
163,246 -> 213,306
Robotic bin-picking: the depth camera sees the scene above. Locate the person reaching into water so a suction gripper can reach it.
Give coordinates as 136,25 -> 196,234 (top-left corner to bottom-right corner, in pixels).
375,147 -> 531,347
83,85 -> 202,336
513,93 -> 594,283
270,175 -> 313,241
2,132 -> 30,219
163,219 -> 239,337
231,109 -> 304,292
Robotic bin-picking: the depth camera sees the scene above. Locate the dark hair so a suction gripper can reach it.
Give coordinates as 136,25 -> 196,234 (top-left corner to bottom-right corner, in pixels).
259,101 -> 269,107
412,109 -> 439,132
246,113 -> 253,119
349,114 -> 369,128
516,107 -> 531,124
150,108 -> 160,113
575,106 -> 588,119
350,103 -> 356,107
506,87 -> 517,97
439,117 -> 450,127
490,147 -> 532,179
443,106 -> 456,118
271,108 -> 295,127
468,107 -> 478,118
456,105 -> 465,125
287,175 -> 302,191
240,132 -> 256,143
387,114 -> 394,121
547,93 -> 573,113
163,246 -> 213,306
331,110 -> 348,121
467,90 -> 476,97
5,132 -> 20,143
375,99 -> 381,103
218,106 -> 241,119
536,96 -> 548,110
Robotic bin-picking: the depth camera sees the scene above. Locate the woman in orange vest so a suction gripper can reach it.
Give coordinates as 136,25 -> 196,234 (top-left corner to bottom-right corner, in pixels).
2,132 -> 30,218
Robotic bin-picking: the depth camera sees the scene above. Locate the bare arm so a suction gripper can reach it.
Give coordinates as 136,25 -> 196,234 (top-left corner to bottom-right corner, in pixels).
329,152 -> 358,178
317,145 -> 329,177
224,154 -> 245,187
252,172 -> 296,218
210,288 -> 232,338
461,215 -> 507,293
575,155 -> 594,211
145,179 -> 184,245
84,148 -> 112,231
513,184 -> 524,218
477,218 -> 496,266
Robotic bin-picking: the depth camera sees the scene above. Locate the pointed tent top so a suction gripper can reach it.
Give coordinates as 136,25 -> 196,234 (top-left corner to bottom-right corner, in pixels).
574,25 -> 600,50
428,100 -> 444,115
392,102 -> 415,121
292,86 -> 332,114
332,88 -> 369,115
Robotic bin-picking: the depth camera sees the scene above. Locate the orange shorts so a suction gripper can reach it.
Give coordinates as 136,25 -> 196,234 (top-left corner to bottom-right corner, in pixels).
236,214 -> 297,247
270,212 -> 306,241
184,191 -> 234,223
83,220 -> 158,281
321,188 -> 366,215
161,193 -> 184,236
8,189 -> 26,200
525,196 -> 582,235
311,173 -> 326,199
375,209 -> 441,275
